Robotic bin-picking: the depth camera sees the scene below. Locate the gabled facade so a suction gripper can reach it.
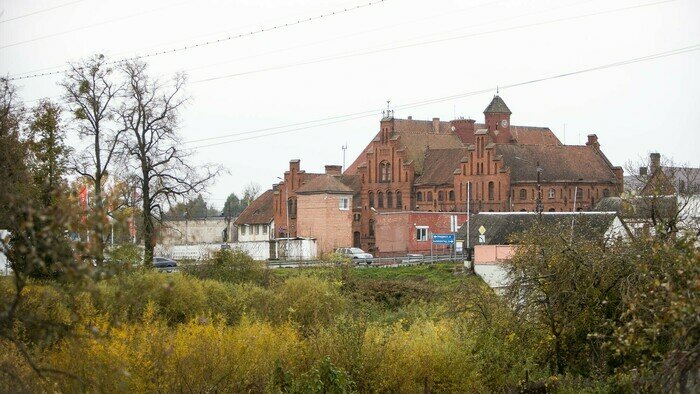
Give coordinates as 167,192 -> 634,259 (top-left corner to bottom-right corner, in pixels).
234,189 -> 275,242
344,95 -> 624,252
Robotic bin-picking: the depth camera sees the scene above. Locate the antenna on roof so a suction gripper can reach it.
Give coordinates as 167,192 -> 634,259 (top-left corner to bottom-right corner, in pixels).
496,86 -> 499,95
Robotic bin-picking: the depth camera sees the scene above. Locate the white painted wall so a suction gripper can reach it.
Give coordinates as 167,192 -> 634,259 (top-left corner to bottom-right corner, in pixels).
154,237 -> 318,261
474,263 -> 509,291
238,221 -> 274,242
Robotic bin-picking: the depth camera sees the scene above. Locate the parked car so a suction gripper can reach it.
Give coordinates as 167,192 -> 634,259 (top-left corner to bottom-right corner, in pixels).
153,257 -> 178,273
335,247 -> 373,264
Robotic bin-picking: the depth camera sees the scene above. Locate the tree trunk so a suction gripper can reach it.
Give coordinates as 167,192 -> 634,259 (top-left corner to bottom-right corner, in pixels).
141,172 -> 154,266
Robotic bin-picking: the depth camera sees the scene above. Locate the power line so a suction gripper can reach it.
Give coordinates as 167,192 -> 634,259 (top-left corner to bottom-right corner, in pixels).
5,0 -> 390,80
0,0 -> 84,24
190,0 -> 679,84
184,44 -> 700,151
0,1 -> 193,50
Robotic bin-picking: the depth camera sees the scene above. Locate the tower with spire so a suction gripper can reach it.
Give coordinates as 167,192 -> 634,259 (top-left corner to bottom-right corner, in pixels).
484,94 -> 513,143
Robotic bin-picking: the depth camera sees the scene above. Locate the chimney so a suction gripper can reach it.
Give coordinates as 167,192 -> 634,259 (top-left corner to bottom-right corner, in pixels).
639,167 -> 648,176
325,165 -> 342,176
650,153 -> 661,174
289,159 -> 300,173
432,117 -> 440,133
407,116 -> 412,120
586,134 -> 599,149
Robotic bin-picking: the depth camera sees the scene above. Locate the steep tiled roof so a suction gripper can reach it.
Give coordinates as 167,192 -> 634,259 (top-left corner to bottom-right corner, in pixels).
296,174 -> 354,194
509,126 -> 561,145
395,130 -> 463,173
338,174 -> 362,203
457,212 -> 622,246
484,95 -> 512,114
497,144 -> 618,183
234,189 -> 274,225
414,148 -> 469,186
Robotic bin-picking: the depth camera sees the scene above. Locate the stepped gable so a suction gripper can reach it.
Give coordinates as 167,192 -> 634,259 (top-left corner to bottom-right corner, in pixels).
296,174 -> 354,194
496,144 -> 618,183
414,148 -> 470,186
234,189 -> 274,225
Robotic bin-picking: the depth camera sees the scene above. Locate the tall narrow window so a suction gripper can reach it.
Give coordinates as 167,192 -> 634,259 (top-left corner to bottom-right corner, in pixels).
519,189 -> 527,200
438,191 -> 444,201
380,161 -> 392,182
396,191 -> 403,208
377,192 -> 384,208
427,191 -> 433,202
387,191 -> 393,208
416,191 -> 423,202
448,190 -> 455,201
548,188 -> 555,199
369,220 -> 375,237
368,192 -> 374,208
488,182 -> 495,201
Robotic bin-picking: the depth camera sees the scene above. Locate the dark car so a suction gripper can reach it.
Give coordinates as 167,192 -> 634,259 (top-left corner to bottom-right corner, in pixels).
153,257 -> 178,273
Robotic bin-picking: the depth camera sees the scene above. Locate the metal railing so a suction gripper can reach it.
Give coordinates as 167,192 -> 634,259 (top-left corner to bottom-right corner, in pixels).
266,254 -> 465,269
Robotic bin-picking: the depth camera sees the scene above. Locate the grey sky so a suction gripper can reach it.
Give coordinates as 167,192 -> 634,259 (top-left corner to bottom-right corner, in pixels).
1,0 -> 699,209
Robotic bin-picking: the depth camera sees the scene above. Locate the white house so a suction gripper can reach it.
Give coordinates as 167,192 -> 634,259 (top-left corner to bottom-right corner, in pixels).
234,189 -> 275,242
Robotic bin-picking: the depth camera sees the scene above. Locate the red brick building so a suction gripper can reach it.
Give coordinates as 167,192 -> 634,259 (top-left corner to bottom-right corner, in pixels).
258,95 -> 623,255
374,212 -> 468,256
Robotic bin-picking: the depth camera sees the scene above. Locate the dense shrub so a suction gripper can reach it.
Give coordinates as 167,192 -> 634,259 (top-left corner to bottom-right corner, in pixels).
185,249 -> 267,285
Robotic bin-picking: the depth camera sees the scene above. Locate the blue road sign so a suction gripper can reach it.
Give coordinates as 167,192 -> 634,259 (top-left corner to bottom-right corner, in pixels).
432,234 -> 455,244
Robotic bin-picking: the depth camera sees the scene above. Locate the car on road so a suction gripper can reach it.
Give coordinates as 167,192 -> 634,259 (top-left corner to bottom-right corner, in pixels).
335,247 -> 373,264
153,257 -> 178,273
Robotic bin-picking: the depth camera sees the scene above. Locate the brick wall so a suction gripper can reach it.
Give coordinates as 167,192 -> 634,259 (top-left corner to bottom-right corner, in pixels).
375,211 -> 468,256
296,193 -> 353,255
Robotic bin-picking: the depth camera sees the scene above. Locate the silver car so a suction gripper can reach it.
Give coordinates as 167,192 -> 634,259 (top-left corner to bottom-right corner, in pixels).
335,247 -> 373,264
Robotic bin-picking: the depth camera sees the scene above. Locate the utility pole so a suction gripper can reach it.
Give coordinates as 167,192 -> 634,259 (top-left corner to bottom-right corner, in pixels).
342,143 -> 347,173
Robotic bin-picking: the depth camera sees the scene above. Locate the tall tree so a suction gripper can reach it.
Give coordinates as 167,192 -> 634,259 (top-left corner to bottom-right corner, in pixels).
27,100 -> 71,207
119,60 -> 220,264
242,182 -> 261,205
0,77 -> 32,227
62,54 -> 123,264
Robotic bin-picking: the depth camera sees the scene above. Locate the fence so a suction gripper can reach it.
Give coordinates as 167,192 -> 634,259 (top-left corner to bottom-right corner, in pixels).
154,238 -> 318,261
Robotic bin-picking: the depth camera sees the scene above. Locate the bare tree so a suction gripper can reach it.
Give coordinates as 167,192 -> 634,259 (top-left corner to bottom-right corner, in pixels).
119,60 -> 221,264
62,54 -> 123,264
243,182 -> 261,205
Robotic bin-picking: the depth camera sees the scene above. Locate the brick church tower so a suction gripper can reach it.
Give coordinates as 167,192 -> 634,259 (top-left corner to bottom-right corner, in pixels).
484,95 -> 513,143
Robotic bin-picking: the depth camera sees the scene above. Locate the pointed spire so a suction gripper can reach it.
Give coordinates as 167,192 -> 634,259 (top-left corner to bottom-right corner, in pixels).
484,94 -> 511,115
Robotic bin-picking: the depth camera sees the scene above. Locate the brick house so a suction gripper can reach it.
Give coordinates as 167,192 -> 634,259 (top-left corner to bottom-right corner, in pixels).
295,170 -> 358,255
249,95 -> 623,254
344,95 -> 623,252
374,211 -> 468,256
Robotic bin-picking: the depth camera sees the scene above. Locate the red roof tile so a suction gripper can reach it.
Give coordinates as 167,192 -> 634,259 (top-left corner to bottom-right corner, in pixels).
234,189 -> 274,225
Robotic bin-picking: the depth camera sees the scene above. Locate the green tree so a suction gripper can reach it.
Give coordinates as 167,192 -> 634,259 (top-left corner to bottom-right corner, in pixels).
504,217 -> 635,377
27,100 -> 71,207
0,77 -> 33,227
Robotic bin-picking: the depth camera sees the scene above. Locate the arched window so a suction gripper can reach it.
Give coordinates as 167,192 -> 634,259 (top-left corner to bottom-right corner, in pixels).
488,182 -> 495,201
519,189 -> 527,200
427,191 -> 433,202
368,192 -> 374,208
387,191 -> 393,208
369,219 -> 375,237
448,190 -> 455,201
603,188 -> 610,198
548,208 -> 556,212
377,192 -> 384,208
548,188 -> 555,199
438,191 -> 444,201
396,191 -> 403,208
380,161 -> 392,182
576,188 -> 583,199
520,209 -> 527,212
416,191 -> 422,202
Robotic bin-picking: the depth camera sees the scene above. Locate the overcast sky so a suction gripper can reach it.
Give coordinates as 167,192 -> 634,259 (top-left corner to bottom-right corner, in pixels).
2,0 -> 699,209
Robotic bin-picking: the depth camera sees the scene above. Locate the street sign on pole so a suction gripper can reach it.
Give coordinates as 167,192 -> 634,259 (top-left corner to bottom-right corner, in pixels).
432,234 -> 455,244
450,215 -> 458,232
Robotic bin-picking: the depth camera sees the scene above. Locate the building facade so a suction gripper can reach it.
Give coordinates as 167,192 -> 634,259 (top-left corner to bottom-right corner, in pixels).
252,95 -> 624,255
